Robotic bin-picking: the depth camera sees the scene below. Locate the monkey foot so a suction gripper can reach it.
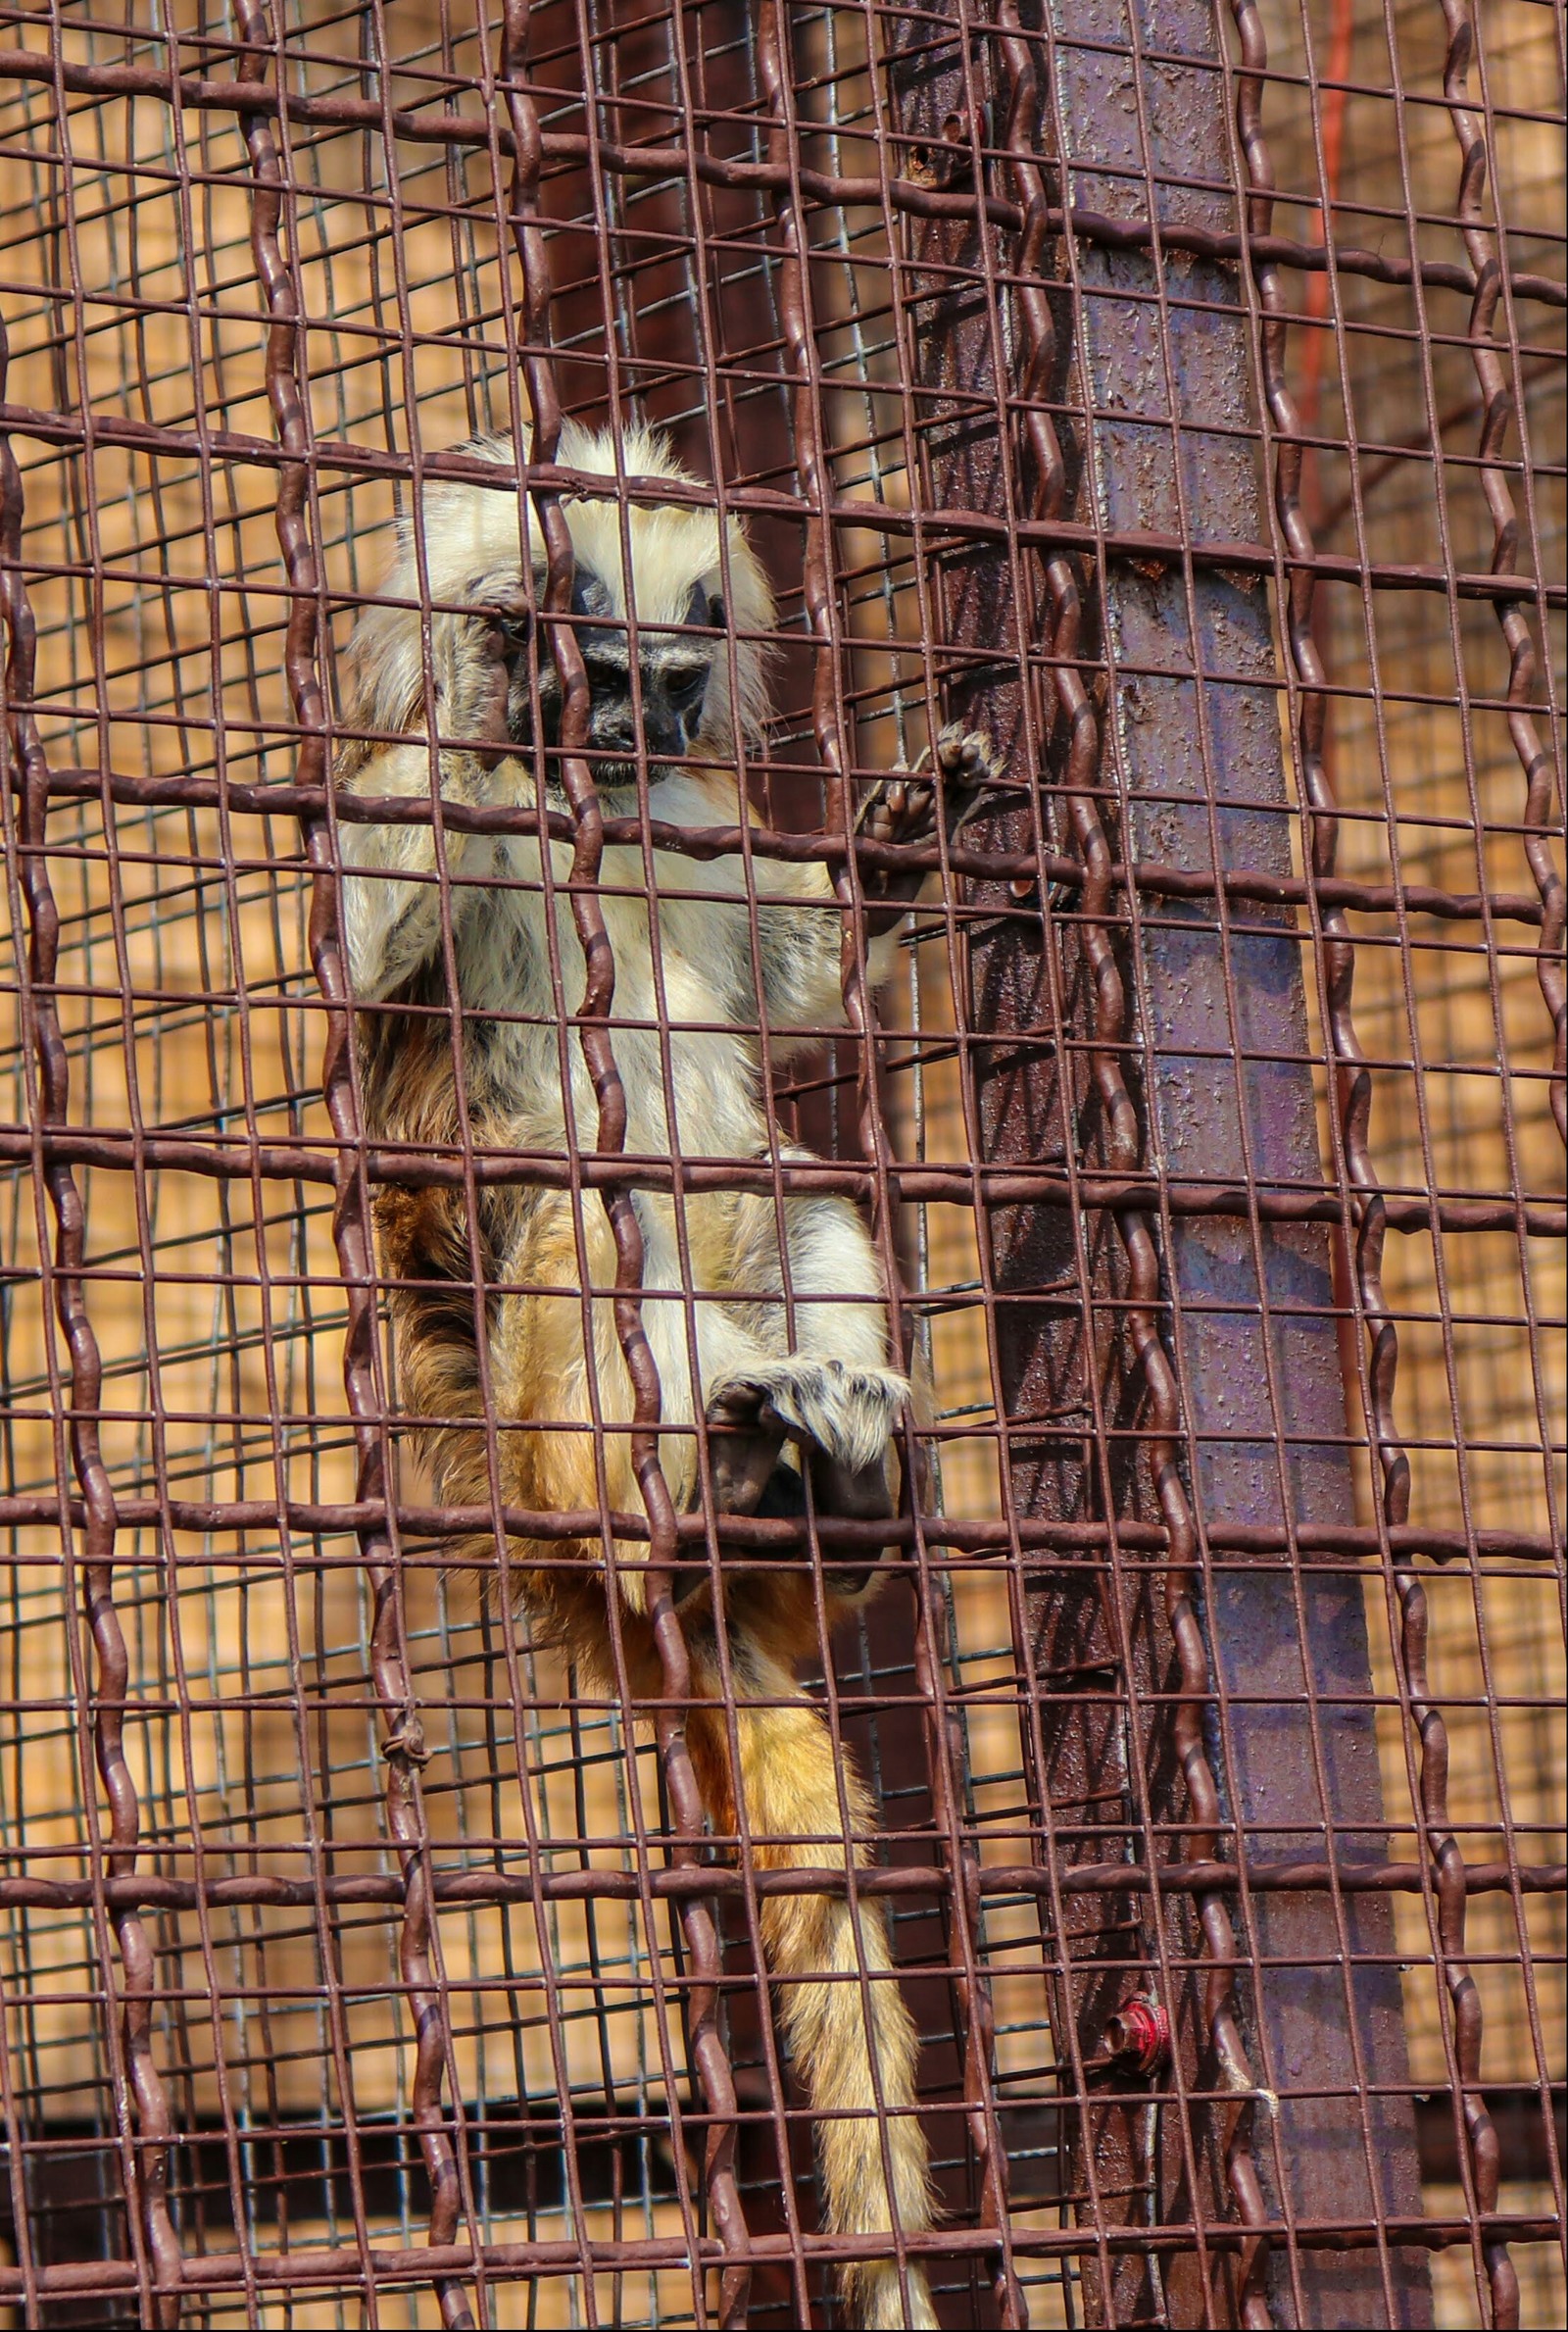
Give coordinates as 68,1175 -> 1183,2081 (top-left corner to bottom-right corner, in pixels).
702,1377 -> 795,1518
857,725 -> 1004,850
673,1363 -> 904,1609
857,768 -> 942,854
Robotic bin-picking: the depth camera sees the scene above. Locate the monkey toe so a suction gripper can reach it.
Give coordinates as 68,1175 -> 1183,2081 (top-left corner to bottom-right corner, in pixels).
671,1393 -> 794,1613
856,771 -> 938,851
806,1447 -> 894,1596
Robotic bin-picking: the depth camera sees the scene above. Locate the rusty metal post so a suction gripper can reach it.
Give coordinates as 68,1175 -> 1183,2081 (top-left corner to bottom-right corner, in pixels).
892,0 -> 1432,2323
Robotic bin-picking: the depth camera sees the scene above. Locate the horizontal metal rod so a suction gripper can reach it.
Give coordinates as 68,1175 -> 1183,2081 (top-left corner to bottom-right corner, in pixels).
0,2203 -> 1552,2301
0,46 -> 1558,309
3,409 -> 1563,610
4,2087 -> 1556,2233
0,1486 -> 1555,1563
0,1124 -> 1558,1237
0,1858 -> 1555,1916
26,762 -> 1552,930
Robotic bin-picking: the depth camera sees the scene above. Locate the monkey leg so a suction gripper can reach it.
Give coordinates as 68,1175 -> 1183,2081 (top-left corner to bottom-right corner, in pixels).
686,1644 -> 937,2331
679,1179 -> 913,1605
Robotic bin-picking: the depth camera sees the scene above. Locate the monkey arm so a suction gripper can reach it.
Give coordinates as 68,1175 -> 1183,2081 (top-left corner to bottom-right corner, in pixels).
334,585 -> 537,1003
745,831 -> 918,1045
743,725 -> 1002,1043
336,740 -> 533,1004
754,867 -> 900,1040
660,838 -> 902,1049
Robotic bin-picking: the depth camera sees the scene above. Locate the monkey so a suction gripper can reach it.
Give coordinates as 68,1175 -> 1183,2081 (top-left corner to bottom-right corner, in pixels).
333,420 -> 1000,2330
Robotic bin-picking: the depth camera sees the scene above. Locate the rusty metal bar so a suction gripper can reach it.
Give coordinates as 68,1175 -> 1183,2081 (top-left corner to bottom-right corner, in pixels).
0,1487 -> 1558,1564
0,1855 -> 1556,1912
228,7 -> 483,2326
494,3 -> 760,2322
1,432 -> 1563,603
0,38 -> 1563,309
6,764 -> 1562,923
890,0 -> 1444,2320
0,2204 -> 1558,2307
0,150 -> 185,2332
2,1122 -> 1560,1241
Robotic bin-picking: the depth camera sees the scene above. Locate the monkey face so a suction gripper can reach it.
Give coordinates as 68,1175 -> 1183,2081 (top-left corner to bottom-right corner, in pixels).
341,424 -> 773,792
508,572 -> 724,792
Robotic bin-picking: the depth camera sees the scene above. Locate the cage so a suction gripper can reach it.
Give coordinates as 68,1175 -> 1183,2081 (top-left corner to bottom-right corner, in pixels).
0,0 -> 1561,2327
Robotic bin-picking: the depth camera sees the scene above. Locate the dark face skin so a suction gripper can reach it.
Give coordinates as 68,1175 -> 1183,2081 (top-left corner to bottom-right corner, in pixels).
509,572 -> 721,791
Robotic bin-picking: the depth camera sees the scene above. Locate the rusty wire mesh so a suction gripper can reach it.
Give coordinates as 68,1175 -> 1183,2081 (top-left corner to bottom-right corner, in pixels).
0,0 -> 1562,2325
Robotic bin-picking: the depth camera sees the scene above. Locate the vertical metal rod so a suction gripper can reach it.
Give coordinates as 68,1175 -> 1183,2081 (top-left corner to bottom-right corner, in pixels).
760,8 -> 1027,2318
233,6 -> 484,2323
0,124 -> 186,2332
493,8 -> 756,2321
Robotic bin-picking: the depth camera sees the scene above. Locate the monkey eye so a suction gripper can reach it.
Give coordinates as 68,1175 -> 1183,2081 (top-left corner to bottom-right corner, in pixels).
664,664 -> 708,701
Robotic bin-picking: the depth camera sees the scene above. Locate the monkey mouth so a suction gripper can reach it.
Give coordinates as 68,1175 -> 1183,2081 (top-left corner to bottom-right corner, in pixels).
540,758 -> 680,803
506,711 -> 687,802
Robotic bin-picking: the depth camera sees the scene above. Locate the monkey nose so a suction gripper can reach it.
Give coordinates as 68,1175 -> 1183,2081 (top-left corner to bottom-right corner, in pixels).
586,703 -> 633,753
641,699 -> 683,759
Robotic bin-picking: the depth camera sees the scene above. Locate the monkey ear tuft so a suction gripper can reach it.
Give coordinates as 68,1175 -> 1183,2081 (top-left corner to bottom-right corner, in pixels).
685,581 -> 707,629
709,593 -> 725,630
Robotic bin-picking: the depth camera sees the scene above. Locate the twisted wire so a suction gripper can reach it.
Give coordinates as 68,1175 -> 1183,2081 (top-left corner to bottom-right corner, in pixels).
494,4 -> 755,2316
1228,0 -> 1517,2323
989,10 -> 1277,2318
759,5 -> 1028,2318
0,115 -> 186,2332
231,4 -> 482,2320
1432,0 -> 1565,1148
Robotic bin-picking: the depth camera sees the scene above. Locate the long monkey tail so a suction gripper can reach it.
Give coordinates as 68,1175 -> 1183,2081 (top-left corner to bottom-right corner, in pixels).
687,1641 -> 937,2332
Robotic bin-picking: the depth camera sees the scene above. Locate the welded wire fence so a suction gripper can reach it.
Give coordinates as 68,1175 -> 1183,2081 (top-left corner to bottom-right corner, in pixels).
0,0 -> 1562,2326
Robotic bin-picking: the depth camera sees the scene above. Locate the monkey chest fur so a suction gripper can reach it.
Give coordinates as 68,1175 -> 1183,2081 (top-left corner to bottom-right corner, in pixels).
355,828 -> 836,1433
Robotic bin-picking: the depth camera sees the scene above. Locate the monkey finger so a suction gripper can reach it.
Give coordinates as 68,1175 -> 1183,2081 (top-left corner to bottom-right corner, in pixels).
854,782 -> 897,846
461,627 -> 517,756
461,595 -> 534,757
702,1385 -> 790,1515
934,721 -> 1005,793
856,772 -> 938,850
475,580 -> 534,639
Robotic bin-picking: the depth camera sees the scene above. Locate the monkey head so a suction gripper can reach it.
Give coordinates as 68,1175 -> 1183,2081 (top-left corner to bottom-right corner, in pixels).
339,420 -> 775,796
541,566 -> 717,778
